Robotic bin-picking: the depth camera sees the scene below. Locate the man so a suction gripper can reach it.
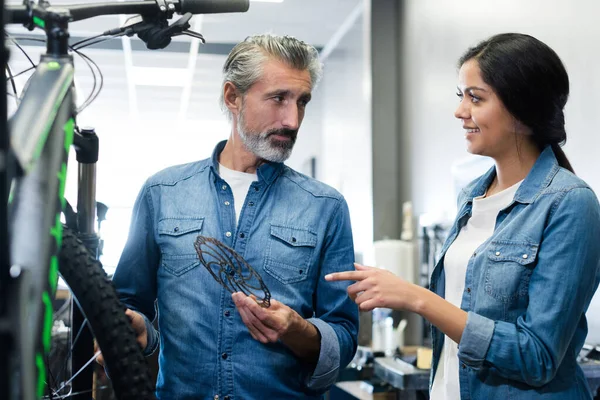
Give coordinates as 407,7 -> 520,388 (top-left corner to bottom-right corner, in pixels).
112,34 -> 359,399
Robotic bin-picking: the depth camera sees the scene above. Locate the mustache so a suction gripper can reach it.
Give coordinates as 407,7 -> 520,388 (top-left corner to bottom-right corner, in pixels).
264,128 -> 298,140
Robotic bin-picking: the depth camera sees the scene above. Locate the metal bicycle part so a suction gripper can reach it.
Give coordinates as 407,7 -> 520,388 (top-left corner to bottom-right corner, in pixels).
194,236 -> 271,308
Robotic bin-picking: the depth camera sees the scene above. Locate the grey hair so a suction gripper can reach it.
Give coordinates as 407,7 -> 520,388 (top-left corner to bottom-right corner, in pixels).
219,33 -> 323,121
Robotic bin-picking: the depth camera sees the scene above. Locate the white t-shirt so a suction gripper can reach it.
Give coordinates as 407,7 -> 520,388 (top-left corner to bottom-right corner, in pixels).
430,179 -> 522,400
218,163 -> 257,225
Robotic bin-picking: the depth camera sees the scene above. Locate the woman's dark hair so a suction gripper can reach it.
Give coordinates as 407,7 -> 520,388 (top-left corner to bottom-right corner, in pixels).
459,33 -> 574,173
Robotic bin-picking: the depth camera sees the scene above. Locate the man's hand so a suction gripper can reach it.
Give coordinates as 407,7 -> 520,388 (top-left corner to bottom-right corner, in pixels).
96,308 -> 148,366
232,292 -> 320,364
232,292 -> 298,343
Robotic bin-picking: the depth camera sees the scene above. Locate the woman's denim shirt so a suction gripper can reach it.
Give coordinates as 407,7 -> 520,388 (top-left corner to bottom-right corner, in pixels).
430,147 -> 600,399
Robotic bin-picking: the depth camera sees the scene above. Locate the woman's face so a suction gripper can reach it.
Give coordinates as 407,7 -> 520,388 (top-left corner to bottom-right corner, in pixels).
455,59 -> 525,158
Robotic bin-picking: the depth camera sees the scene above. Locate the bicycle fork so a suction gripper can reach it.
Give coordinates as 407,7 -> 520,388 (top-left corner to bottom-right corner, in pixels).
70,126 -> 99,399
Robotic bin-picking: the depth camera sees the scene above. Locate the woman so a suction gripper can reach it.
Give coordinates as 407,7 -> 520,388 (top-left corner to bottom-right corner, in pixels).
326,33 -> 600,399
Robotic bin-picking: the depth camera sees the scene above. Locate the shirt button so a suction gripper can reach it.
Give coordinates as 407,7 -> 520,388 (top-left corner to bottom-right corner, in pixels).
462,363 -> 467,369
222,185 -> 227,190
224,201 -> 230,206
224,310 -> 231,317
495,251 -> 500,256
222,353 -> 228,360
466,287 -> 471,293
239,232 -> 245,238
248,201 -> 254,207
173,227 -> 179,232
472,252 -> 477,257
522,254 -> 528,259
224,396 -> 230,400
225,232 -> 232,238
214,396 -> 219,400
254,186 -> 259,191
291,237 -> 297,243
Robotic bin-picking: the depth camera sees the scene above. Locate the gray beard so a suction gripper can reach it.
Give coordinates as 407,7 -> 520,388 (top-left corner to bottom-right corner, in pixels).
236,112 -> 295,163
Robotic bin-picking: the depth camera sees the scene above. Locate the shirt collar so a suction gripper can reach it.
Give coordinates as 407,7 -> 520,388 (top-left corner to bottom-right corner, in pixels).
210,140 -> 285,185
464,146 -> 560,205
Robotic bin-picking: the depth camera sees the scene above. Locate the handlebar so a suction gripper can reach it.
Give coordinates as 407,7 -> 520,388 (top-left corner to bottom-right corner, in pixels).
5,0 -> 249,24
179,0 -> 248,14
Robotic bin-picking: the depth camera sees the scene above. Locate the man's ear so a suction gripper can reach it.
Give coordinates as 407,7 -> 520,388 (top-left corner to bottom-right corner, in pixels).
223,82 -> 242,116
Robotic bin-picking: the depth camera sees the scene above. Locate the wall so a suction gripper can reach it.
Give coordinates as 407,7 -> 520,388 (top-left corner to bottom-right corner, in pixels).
398,0 -> 600,343
319,5 -> 373,261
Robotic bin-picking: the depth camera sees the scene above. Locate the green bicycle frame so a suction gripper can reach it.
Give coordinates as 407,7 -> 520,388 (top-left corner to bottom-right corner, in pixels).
8,55 -> 75,399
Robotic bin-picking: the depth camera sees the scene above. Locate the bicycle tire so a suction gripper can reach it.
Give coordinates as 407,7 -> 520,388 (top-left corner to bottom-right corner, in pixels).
58,226 -> 155,399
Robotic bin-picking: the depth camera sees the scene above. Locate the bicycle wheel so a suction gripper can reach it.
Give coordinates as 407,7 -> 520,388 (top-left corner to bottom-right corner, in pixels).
49,226 -> 155,399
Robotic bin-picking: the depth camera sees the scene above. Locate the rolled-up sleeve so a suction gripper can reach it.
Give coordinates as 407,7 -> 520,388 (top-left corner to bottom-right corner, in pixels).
304,198 -> 359,392
458,311 -> 495,368
458,188 -> 600,386
112,181 -> 160,356
305,318 -> 340,388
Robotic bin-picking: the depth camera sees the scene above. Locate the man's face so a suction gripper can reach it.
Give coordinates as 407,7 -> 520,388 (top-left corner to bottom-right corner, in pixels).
235,58 -> 313,163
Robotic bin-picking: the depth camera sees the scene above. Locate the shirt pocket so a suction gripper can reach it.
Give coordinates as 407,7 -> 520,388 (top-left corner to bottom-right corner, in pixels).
484,240 -> 538,303
158,217 -> 204,277
264,224 -> 317,284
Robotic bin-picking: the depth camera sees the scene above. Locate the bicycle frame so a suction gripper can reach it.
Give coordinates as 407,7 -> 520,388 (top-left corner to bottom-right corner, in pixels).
0,1 -> 249,399
7,13 -> 76,399
2,4 -> 146,400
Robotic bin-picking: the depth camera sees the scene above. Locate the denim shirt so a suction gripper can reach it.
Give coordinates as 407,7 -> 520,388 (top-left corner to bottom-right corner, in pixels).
113,141 -> 359,400
430,147 -> 600,399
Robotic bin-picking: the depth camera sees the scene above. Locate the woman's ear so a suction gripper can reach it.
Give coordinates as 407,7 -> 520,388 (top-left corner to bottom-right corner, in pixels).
513,118 -> 533,136
223,82 -> 241,116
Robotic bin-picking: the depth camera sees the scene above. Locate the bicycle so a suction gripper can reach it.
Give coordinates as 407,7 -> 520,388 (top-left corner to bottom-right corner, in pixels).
0,1 -> 249,399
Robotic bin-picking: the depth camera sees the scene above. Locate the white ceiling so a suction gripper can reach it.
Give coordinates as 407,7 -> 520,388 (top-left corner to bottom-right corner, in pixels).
6,0 -> 363,123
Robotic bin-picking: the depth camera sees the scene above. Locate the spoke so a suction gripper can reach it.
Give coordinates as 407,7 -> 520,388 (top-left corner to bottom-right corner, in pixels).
56,299 -> 74,385
54,350 -> 101,394
41,385 -> 110,399
60,297 -> 92,380
69,317 -> 89,355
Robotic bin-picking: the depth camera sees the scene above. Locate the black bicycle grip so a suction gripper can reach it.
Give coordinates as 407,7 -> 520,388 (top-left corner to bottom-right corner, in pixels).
179,0 -> 249,14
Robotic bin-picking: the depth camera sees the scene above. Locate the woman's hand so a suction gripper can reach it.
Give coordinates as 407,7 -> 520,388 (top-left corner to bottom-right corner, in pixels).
325,263 -> 423,312
327,263 -> 468,343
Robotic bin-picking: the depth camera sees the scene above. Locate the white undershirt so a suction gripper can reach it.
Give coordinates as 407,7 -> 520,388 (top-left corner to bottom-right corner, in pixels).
430,180 -> 522,400
218,163 -> 257,225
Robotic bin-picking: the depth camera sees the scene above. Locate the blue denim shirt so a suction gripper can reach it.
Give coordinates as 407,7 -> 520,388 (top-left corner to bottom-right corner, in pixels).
113,141 -> 359,400
430,147 -> 600,399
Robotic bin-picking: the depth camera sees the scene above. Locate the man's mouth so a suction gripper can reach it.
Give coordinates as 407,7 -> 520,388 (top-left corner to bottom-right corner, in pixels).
268,129 -> 297,142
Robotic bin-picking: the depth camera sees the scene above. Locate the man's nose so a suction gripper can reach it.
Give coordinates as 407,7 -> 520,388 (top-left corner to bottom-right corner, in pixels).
281,104 -> 300,130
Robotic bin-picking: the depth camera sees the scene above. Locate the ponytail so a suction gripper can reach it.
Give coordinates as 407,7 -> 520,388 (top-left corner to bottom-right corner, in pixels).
551,143 -> 575,174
